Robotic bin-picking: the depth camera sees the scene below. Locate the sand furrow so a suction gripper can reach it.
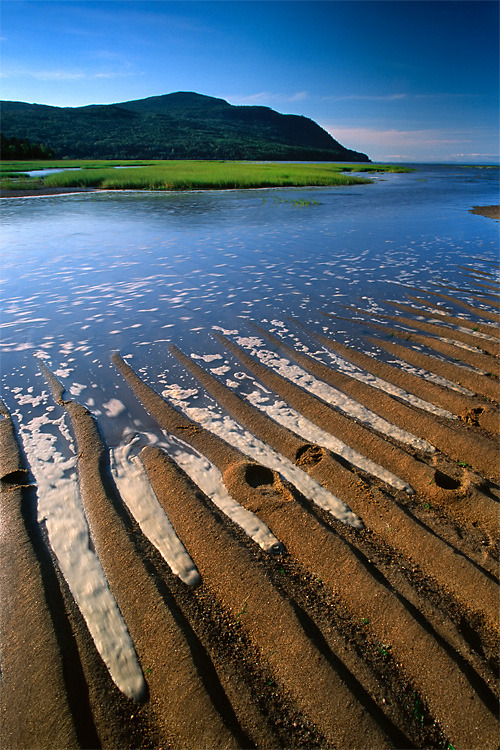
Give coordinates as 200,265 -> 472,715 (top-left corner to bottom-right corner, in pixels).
141,445 -> 395,749
110,439 -> 201,585
114,352 -> 362,528
288,319 -> 457,418
0,409 -> 80,750
170,346 -> 499,635
112,350 -> 252,470
424,291 -> 500,320
230,329 -> 435,453
314,333 -> 492,422
236,384 -> 412,493
343,312 -> 500,400
459,274 -> 500,291
367,333 -> 500,406
470,293 -> 500,310
431,282 -> 499,299
382,311 -> 500,356
457,265 -> 499,278
216,334 -> 498,549
217,336 -> 466,488
385,300 -> 500,340
315,344 -> 456,419
365,338 -> 500,435
407,289 -> 500,328
163,390 -> 365,528
254,328 -> 499,479
143,428 -> 284,552
220,460 -> 500,750
338,305 -> 500,363
53,394 -> 243,749
307,315 -> 483,390
4,260 -> 498,750
34,366 -> 146,701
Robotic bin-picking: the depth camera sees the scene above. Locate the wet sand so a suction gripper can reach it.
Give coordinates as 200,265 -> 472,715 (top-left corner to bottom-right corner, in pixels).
1,269 -> 499,749
0,187 -> 96,198
470,205 -> 500,220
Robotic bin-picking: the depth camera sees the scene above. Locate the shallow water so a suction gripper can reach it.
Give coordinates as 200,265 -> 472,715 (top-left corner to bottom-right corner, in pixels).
1,164 -> 498,447
23,167 -> 82,177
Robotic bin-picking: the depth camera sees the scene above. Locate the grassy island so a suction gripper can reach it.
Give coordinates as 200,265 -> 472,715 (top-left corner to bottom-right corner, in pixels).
0,159 -> 412,194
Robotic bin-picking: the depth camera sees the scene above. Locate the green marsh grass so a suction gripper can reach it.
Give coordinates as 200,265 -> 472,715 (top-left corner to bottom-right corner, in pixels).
0,176 -> 44,191
43,161 -> 374,190
0,159 -> 154,174
1,159 -> 412,193
339,164 -> 412,174
266,196 -> 321,206
0,159 -> 153,189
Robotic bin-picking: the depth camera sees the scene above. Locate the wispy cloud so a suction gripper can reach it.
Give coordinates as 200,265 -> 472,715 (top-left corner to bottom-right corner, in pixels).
322,124 -> 487,161
325,93 -> 407,102
324,92 -> 482,104
324,123 -> 498,162
66,6 -> 213,36
226,91 -> 309,106
34,70 -> 86,81
1,66 -> 136,81
451,153 -> 499,159
325,125 -> 471,148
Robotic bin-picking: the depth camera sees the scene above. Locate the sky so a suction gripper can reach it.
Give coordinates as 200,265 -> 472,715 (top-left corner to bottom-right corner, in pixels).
1,0 -> 498,163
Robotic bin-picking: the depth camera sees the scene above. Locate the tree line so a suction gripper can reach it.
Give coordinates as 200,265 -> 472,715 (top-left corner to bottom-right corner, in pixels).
1,133 -> 55,160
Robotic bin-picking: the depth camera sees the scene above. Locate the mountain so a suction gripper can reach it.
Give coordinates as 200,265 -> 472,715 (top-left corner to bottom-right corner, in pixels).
0,91 -> 369,162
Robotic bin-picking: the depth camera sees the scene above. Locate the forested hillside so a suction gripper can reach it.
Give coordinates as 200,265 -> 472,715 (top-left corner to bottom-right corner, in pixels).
0,91 -> 369,161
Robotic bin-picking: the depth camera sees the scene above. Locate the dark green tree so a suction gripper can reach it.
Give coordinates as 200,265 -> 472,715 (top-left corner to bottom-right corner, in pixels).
0,133 -> 56,159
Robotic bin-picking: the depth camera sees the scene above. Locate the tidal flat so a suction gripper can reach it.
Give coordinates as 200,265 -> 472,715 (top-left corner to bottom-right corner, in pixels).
0,164 -> 499,749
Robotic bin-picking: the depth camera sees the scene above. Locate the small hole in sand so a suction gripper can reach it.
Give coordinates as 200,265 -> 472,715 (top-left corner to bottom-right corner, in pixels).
270,542 -> 285,555
244,464 -> 274,488
1,470 -> 31,486
434,470 -> 461,490
295,444 -> 324,467
463,406 -> 485,425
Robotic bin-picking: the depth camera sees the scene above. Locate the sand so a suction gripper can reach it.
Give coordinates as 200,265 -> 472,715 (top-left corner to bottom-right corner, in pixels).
1,265 -> 499,749
470,205 -> 500,220
0,187 -> 96,198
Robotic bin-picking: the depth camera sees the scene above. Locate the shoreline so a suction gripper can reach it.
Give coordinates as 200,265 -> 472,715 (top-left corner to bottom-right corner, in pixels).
0,186 -> 97,198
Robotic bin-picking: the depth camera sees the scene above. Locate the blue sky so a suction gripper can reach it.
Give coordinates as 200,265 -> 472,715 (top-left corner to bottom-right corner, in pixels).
1,0 -> 498,162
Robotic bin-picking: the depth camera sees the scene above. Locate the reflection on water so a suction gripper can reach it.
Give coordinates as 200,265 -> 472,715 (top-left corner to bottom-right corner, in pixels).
1,164 -> 498,445
23,167 -> 82,178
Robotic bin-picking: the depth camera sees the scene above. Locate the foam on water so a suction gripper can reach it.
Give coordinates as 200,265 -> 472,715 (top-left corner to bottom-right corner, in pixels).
111,435 -> 201,586
229,335 -> 435,454
278,334 -> 458,420
18,408 -> 145,701
242,388 -> 414,493
383,355 -> 478,394
162,385 -> 364,529
126,427 -> 283,553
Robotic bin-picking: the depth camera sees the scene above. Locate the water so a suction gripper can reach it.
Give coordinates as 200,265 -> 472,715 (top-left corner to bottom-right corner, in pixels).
23,166 -> 142,176
23,167 -> 82,177
1,164 -> 498,447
